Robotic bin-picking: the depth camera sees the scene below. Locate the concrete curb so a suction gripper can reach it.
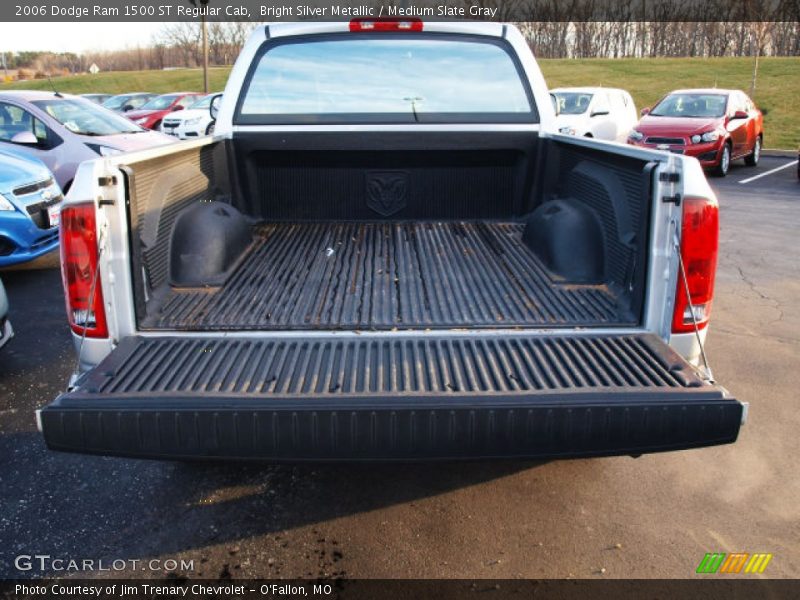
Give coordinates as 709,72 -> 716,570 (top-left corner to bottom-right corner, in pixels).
762,149 -> 797,158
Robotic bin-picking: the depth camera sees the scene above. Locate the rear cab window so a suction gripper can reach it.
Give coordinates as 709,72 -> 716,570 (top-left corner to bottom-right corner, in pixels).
236,34 -> 538,124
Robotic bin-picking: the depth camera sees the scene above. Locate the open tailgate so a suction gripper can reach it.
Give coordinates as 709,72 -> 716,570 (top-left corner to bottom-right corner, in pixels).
40,333 -> 742,460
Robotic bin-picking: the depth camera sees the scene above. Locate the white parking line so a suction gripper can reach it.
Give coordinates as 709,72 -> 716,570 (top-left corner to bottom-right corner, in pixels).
738,160 -> 798,184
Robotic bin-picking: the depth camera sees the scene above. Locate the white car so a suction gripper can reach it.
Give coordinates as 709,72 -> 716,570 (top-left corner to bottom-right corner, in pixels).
551,87 -> 638,143
159,94 -> 220,139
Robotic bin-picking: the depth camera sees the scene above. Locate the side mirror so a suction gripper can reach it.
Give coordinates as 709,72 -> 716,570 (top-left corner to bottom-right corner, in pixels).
122,104 -> 134,112
210,94 -> 222,121
172,106 -> 184,112
591,109 -> 610,117
640,107 -> 650,116
731,110 -> 748,120
11,131 -> 38,145
549,93 -> 560,116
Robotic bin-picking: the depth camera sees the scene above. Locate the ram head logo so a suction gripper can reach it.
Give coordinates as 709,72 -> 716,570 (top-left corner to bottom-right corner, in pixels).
366,171 -> 408,217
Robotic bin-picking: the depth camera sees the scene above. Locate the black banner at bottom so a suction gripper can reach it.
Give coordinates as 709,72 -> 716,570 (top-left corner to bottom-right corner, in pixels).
2,579 -> 800,600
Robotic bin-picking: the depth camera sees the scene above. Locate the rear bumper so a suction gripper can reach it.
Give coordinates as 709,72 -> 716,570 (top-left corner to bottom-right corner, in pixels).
40,392 -> 743,461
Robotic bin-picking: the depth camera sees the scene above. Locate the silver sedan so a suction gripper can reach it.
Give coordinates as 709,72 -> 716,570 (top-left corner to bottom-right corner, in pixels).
0,91 -> 175,192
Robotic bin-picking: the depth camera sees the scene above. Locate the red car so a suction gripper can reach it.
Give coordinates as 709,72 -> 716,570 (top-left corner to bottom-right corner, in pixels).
124,92 -> 203,130
628,89 -> 763,177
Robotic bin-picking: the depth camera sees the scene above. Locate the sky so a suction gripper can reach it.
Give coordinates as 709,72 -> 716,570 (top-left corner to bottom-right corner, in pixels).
0,22 -> 166,54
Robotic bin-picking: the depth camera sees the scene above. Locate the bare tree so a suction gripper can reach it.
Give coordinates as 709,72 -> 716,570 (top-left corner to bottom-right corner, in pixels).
208,22 -> 255,65
158,22 -> 202,68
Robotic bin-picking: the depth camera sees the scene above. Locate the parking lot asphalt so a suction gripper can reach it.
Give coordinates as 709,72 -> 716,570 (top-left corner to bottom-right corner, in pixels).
0,156 -> 797,580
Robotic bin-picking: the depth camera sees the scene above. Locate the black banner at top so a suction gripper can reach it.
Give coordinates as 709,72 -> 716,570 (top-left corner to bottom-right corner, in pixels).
3,0 -> 800,22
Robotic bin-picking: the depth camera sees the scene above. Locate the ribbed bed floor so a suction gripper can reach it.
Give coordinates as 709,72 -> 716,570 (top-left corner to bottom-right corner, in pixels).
145,222 -> 632,330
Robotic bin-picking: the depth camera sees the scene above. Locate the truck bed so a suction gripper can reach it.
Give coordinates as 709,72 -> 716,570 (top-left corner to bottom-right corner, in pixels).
143,221 -> 632,330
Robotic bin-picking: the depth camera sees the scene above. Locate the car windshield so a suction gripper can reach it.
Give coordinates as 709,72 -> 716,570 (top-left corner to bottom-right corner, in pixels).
32,98 -> 142,135
188,95 -> 213,110
139,95 -> 180,111
102,94 -> 152,111
102,95 -> 132,110
553,92 -> 594,115
239,37 -> 534,124
650,93 -> 727,118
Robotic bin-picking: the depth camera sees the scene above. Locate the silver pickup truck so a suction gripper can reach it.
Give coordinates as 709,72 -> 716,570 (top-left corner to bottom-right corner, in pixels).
39,20 -> 744,461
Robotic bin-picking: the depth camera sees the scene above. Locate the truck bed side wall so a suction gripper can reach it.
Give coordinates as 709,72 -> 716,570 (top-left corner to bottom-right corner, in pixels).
124,141 -> 229,323
537,138 -> 655,319
230,131 -> 540,220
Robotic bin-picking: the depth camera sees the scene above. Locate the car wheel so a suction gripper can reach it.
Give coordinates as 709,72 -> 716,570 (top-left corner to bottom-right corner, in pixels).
206,122 -> 215,136
714,144 -> 731,177
745,136 -> 761,166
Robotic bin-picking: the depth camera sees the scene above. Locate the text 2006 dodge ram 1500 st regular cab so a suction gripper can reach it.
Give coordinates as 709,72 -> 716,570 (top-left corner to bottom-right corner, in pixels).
39,21 -> 745,460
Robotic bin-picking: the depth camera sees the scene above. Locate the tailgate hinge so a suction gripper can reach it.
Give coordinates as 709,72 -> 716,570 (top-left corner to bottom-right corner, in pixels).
662,193 -> 681,206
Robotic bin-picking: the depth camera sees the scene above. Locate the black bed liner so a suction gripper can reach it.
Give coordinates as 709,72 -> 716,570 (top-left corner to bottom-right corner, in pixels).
143,221 -> 632,330
41,333 -> 743,460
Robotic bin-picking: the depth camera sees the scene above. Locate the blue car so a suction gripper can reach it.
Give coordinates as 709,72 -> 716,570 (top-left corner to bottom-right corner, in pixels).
0,148 -> 62,267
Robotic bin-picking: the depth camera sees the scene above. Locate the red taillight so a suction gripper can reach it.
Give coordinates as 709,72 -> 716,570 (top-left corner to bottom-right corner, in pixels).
349,18 -> 423,32
60,202 -> 108,338
672,195 -> 719,334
